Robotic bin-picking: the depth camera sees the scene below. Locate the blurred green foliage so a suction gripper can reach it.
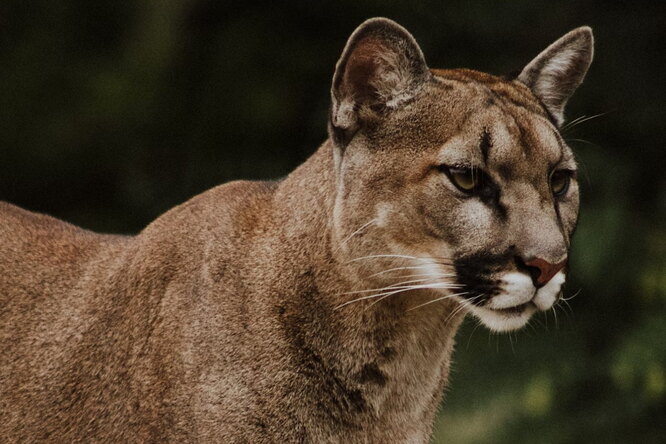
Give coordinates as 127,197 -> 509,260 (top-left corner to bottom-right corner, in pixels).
0,1 -> 663,442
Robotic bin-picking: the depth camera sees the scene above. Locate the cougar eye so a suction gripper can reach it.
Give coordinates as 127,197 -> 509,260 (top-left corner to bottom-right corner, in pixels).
550,169 -> 571,196
443,166 -> 481,193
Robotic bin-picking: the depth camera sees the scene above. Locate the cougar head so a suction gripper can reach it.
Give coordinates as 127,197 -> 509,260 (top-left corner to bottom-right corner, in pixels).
330,18 -> 593,332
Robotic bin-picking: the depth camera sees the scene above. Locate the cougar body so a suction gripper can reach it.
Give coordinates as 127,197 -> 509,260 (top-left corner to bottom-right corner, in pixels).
0,18 -> 593,443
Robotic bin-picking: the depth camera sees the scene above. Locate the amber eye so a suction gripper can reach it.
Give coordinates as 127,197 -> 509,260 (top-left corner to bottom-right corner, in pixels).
550,170 -> 571,197
446,167 -> 480,193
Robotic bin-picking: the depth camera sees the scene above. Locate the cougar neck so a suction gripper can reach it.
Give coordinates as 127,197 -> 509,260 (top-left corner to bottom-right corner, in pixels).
270,139 -> 464,435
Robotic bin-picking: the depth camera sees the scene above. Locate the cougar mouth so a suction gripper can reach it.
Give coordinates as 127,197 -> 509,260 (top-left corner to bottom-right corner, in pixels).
489,301 -> 533,315
462,270 -> 566,332
468,300 -> 538,332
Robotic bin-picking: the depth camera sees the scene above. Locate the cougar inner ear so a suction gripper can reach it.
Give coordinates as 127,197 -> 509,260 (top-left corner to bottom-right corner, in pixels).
329,18 -> 431,147
517,26 -> 594,127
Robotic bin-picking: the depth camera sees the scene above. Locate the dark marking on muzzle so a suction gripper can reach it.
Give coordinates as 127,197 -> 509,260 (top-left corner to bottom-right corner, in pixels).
454,250 -> 513,304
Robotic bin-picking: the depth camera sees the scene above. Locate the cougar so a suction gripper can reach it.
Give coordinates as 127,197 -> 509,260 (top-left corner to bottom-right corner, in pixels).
0,17 -> 593,443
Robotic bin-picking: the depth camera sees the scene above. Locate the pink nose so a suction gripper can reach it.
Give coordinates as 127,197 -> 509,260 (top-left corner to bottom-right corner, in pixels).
525,258 -> 567,286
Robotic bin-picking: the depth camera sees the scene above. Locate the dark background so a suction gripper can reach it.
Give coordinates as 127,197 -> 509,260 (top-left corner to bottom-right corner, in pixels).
1,1 -> 664,442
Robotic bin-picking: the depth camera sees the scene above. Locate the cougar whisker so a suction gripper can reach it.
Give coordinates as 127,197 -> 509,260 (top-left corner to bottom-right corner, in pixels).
550,304 -> 559,329
442,295 -> 483,326
340,276 -> 459,296
369,265 -> 454,278
560,110 -> 613,133
554,299 -> 571,320
559,296 -> 574,315
560,288 -> 582,302
564,138 -> 599,147
336,282 -> 462,310
406,291 -> 470,311
347,254 -> 424,263
333,218 -> 378,253
366,284 -> 462,309
349,254 -> 456,266
382,272 -> 456,281
384,276 -> 457,288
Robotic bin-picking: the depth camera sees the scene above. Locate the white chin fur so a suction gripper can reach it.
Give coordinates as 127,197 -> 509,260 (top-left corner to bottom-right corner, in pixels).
469,303 -> 538,332
469,271 -> 566,332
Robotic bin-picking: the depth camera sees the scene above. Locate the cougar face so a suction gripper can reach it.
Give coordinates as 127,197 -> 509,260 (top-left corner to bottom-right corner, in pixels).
331,19 -> 591,332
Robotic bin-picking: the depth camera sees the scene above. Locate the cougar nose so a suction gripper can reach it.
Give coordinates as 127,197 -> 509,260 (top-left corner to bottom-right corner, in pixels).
524,257 -> 567,287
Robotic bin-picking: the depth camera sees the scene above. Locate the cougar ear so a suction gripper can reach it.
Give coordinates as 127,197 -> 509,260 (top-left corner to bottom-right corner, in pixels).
517,27 -> 594,127
329,18 -> 431,147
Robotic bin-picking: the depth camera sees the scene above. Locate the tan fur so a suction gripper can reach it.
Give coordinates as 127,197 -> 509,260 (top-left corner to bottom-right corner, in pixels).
0,18 -> 593,443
